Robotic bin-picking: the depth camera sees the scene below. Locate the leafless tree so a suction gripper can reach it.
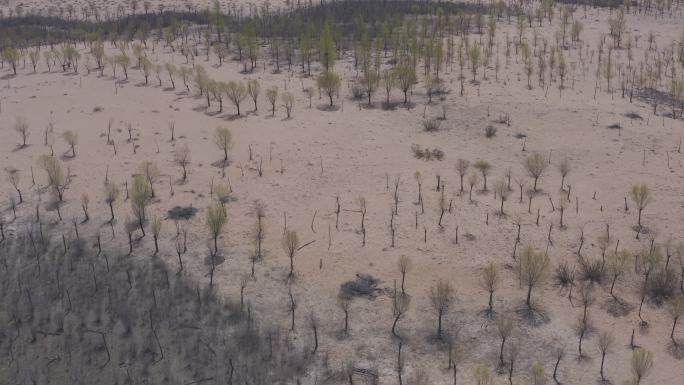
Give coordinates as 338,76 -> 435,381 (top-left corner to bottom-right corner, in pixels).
495,312 -> 514,368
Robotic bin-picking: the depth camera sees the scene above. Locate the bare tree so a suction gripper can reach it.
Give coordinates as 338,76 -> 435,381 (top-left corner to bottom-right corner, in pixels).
480,262 -> 500,318
468,172 -> 480,201
151,216 -> 162,254
80,193 -> 89,222
429,280 -> 454,338
282,230 -> 299,278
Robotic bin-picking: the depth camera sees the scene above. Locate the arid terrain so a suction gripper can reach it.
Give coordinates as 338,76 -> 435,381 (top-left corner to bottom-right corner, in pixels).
1,1 -> 684,385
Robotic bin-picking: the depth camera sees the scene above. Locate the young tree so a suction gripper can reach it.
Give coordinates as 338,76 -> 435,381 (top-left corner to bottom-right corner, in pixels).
469,43 -> 481,81
474,160 -> 491,191
517,245 -> 549,311
630,348 -> 653,385
7,170 -> 22,203
524,152 -> 547,191
319,22 -> 336,71
247,79 -> 260,111
606,250 -> 631,298
474,365 -> 495,385
495,312 -> 514,368
174,143 -> 191,181
39,155 -> 70,202
398,256 -> 412,294
151,216 -> 162,254
494,179 -> 510,215
667,294 -> 684,344
597,330 -> 614,382
531,362 -> 546,385
429,280 -> 454,338
139,161 -> 160,198
361,69 -> 380,106
396,63 -> 416,104
455,158 -> 470,193
480,262 -> 499,318
131,175 -> 150,236
282,92 -> 294,118
3,47 -> 19,74
558,158 -> 571,190
391,291 -> 410,338
383,69 -> 396,106
104,180 -> 120,222
206,203 -> 227,255
62,130 -> 78,157
282,230 -> 299,278
15,117 -> 30,147
266,86 -> 278,116
630,184 -> 652,228
317,71 -> 341,107
226,81 -> 247,115
214,127 -> 233,161
338,294 -> 352,335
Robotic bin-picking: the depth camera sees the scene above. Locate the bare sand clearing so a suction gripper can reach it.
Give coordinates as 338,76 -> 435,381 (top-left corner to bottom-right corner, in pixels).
2,2 -> 684,385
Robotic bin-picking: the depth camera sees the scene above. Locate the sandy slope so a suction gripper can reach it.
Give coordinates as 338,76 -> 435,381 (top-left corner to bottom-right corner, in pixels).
2,5 -> 684,385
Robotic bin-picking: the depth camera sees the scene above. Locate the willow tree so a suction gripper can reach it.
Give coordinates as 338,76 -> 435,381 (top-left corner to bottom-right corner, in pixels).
429,280 -> 454,339
226,81 -> 247,115
104,180 -> 120,222
524,152 -> 547,191
214,127 -> 233,161
317,71 -> 341,107
283,230 -> 299,278
62,130 -> 78,157
517,245 -> 549,311
206,203 -> 227,255
319,22 -> 336,71
630,184 -> 652,228
131,175 -> 150,236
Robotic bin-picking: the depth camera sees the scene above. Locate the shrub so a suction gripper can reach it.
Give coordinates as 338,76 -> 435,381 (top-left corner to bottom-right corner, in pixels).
422,118 -> 441,132
485,125 -> 497,138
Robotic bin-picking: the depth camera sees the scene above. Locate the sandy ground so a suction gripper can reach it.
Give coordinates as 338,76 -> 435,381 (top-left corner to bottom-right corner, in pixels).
2,4 -> 684,385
